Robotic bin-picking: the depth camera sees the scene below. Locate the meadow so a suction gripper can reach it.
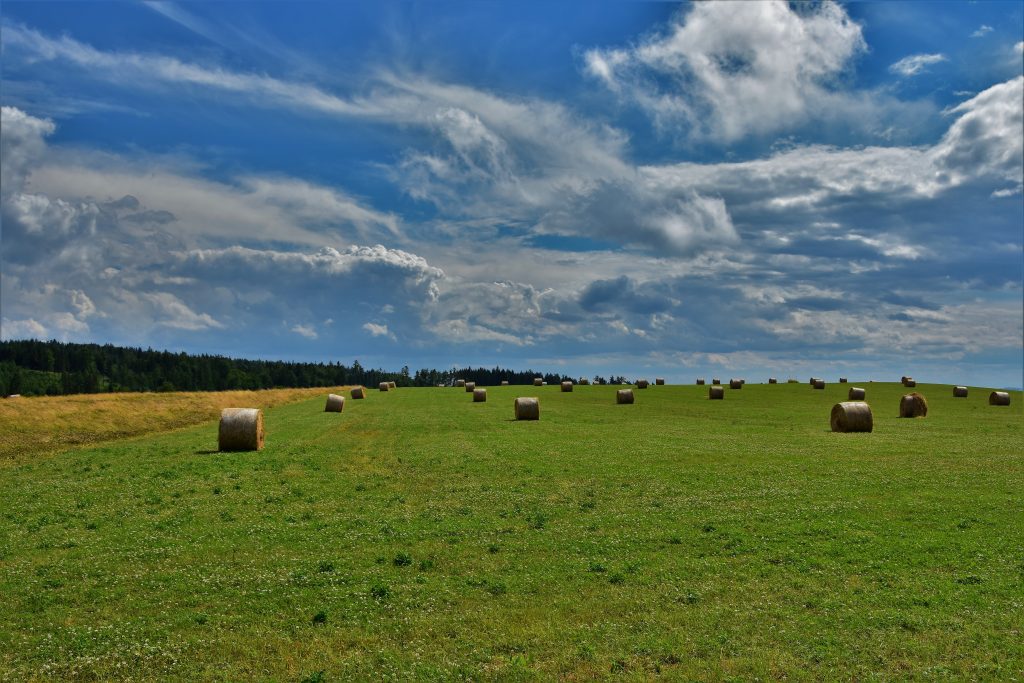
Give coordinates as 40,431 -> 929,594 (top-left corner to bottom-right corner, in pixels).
1,381 -> 1021,680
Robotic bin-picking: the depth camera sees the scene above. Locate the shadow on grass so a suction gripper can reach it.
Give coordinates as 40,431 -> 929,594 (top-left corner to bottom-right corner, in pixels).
194,449 -> 220,455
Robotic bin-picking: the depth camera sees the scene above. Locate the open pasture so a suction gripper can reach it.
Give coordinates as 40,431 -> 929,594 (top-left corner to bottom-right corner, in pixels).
1,382 -> 1022,680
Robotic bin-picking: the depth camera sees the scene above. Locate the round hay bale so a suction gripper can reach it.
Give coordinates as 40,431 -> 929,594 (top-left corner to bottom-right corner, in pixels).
953,386 -> 968,398
899,392 -> 928,418
787,378 -> 799,384
989,391 -> 1011,406
903,379 -> 916,388
379,382 -> 390,392
740,379 -> 746,385
616,389 -> 634,404
729,379 -> 742,389
533,377 -> 543,386
561,381 -> 573,392
831,402 -> 873,433
768,378 -> 778,384
848,387 -> 866,400
655,378 -> 665,385
709,385 -> 724,400
696,378 -> 705,385
5,394 -> 21,399
389,381 -> 397,389
324,394 -> 345,412
636,379 -> 649,389
351,387 -> 366,399
711,377 -> 720,385
839,377 -> 848,383
473,388 -> 487,402
500,380 -> 509,386
514,397 -> 539,420
218,408 -> 264,452
456,379 -> 466,387
542,382 -> 547,386
579,378 -> 590,385
813,379 -> 825,390
465,381 -> 476,392
901,376 -> 909,384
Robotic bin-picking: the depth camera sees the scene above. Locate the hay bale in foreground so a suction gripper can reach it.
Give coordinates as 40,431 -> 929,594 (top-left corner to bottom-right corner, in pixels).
616,389 -> 634,404
768,378 -> 778,384
831,402 -> 872,433
456,379 -> 466,387
899,392 -> 928,418
500,380 -> 509,386
729,379 -> 742,389
465,381 -> 476,392
533,377 -> 543,386
218,408 -> 264,452
839,377 -> 848,384
813,379 -> 826,390
514,397 -> 539,420
696,378 -> 705,385
561,381 -> 573,392
324,394 -> 345,412
351,387 -> 366,399
636,379 -> 649,389
655,378 -> 665,385
379,382 -> 390,392
473,388 -> 487,402
953,386 -> 968,398
848,387 -> 866,400
989,391 -> 1011,406
709,385 -> 724,400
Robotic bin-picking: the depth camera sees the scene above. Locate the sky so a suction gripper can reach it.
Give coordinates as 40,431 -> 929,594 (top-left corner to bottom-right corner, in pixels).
1,1 -> 1022,387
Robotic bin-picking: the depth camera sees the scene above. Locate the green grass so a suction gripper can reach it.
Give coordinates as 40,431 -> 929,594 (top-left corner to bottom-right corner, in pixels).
1,382 -> 1021,680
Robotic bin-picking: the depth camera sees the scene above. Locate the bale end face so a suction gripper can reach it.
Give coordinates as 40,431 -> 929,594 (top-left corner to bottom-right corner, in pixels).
729,379 -> 742,389
831,402 -> 873,433
616,389 -> 634,404
848,387 -> 866,400
473,388 -> 487,402
709,386 -> 725,400
813,379 -> 826,390
324,394 -> 345,412
514,397 -> 540,420
561,381 -> 573,392
989,391 -> 1011,406
351,387 -> 366,399
218,408 -> 264,452
899,392 -> 928,418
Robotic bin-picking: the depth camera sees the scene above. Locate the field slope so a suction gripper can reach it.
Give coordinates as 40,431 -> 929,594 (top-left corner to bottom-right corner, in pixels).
1,382 -> 1021,680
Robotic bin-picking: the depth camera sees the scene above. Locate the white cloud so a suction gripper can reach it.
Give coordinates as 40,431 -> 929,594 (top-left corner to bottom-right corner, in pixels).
971,25 -> 993,38
0,317 -> 48,340
291,324 -> 318,339
889,53 -> 947,77
142,292 -> 224,330
1017,41 -> 1024,54
361,322 -> 394,340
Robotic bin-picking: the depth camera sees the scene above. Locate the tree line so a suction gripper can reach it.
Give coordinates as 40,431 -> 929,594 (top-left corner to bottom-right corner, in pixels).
0,340 -> 624,397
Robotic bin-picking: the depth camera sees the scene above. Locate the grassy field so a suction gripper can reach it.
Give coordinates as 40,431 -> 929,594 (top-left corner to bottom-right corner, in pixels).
1,382 -> 1021,680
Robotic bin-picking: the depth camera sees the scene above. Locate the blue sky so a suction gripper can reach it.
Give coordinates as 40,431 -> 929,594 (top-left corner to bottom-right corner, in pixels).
1,1 -> 1022,386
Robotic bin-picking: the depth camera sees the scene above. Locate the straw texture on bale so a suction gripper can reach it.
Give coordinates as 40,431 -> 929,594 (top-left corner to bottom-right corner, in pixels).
473,388 -> 487,402
696,378 -> 705,385
709,385 -> 724,400
989,391 -> 1011,406
636,379 -> 649,389
379,382 -> 390,392
729,379 -> 742,389
324,394 -> 345,413
616,389 -> 634,404
514,397 -> 539,420
813,379 -> 825,390
389,381 -> 397,389
899,392 -> 928,418
768,378 -> 777,384
456,379 -> 466,387
903,378 -> 916,388
655,378 -> 665,385
561,381 -> 573,392
953,386 -> 968,398
533,378 -> 543,386
711,378 -> 720,385
831,402 -> 873,433
839,377 -> 848,383
848,387 -> 866,400
465,382 -> 476,392
500,380 -> 509,386
351,387 -> 366,399
218,408 -> 264,452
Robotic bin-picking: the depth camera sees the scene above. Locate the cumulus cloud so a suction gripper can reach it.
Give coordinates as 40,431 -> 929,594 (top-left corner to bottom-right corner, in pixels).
0,317 -> 48,341
971,25 -> 993,38
291,324 -> 318,339
142,292 -> 224,331
889,53 -> 947,77
583,1 -> 867,141
361,322 -> 394,340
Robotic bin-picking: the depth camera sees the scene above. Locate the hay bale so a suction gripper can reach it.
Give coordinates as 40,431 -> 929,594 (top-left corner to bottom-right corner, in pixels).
899,392 -> 928,418
813,379 -> 825,390
903,379 -> 916,388
709,385 -> 724,400
989,391 -> 1011,406
740,379 -> 746,385
456,379 -> 466,387
389,381 -> 397,389
616,389 -> 634,404
473,388 -> 487,402
218,408 -> 264,452
324,394 -> 345,412
839,377 -> 848,383
901,376 -> 909,384
768,378 -> 777,384
5,394 -> 21,399
711,377 -> 720,385
696,378 -> 705,385
514,397 -> 539,420
655,378 -> 665,385
729,379 -> 742,389
636,379 -> 649,389
379,382 -> 390,392
351,387 -> 366,399
848,387 -> 866,400
579,378 -> 590,385
561,381 -> 573,392
500,380 -> 509,386
953,386 -> 968,398
830,402 -> 872,433
533,377 -> 543,386
787,378 -> 799,384
465,381 -> 476,392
